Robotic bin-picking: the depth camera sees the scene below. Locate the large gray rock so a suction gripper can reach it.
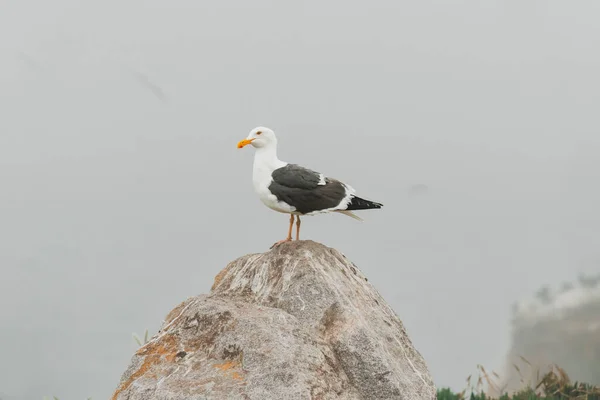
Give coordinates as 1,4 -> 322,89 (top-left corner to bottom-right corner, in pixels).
112,240 -> 436,400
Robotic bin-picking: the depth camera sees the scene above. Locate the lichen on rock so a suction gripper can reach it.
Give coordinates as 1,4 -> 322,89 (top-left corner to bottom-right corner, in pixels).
112,240 -> 436,400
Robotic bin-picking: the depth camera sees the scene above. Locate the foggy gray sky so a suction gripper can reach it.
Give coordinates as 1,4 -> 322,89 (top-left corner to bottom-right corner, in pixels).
1,1 -> 599,399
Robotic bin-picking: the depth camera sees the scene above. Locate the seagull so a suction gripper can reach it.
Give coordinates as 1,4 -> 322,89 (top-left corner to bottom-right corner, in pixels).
237,127 -> 383,247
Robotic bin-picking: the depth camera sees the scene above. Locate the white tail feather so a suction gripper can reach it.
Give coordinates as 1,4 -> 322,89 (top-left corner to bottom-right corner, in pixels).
336,210 -> 364,221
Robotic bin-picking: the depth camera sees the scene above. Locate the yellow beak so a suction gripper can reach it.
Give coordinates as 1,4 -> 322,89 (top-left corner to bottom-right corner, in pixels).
237,138 -> 255,148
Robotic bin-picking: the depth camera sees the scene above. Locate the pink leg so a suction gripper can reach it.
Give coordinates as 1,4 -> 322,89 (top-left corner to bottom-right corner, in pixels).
296,215 -> 301,240
271,214 -> 295,248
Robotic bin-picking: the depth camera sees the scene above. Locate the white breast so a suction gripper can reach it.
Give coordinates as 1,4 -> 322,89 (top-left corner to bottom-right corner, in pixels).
252,153 -> 295,214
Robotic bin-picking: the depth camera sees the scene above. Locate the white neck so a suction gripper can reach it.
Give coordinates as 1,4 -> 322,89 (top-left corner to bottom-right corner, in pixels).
252,143 -> 287,190
253,143 -> 286,171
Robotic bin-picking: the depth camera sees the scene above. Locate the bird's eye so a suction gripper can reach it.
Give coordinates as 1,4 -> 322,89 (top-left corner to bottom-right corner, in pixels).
256,131 -> 262,135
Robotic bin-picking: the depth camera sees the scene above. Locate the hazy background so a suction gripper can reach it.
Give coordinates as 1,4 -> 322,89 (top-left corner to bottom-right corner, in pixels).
1,0 -> 599,398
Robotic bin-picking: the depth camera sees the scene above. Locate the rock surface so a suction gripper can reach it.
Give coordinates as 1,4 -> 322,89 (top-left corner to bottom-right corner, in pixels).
112,240 -> 436,400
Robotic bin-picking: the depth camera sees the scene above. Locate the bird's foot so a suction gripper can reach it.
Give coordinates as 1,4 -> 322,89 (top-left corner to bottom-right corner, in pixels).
270,237 -> 292,249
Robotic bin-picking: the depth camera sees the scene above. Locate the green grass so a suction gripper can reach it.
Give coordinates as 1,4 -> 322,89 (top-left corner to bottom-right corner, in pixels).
132,328 -> 150,347
437,363 -> 600,400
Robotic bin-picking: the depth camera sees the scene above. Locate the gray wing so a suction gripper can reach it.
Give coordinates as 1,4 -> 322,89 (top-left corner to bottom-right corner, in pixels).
269,164 -> 348,214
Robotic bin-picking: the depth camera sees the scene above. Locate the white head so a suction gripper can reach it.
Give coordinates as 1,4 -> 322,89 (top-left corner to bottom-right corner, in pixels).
237,126 -> 277,150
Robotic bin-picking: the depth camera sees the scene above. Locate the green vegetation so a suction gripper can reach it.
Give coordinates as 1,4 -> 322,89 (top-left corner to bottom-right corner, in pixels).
132,328 -> 150,347
438,364 -> 600,400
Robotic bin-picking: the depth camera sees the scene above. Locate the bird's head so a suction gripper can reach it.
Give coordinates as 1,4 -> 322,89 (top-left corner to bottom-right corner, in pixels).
237,127 -> 277,149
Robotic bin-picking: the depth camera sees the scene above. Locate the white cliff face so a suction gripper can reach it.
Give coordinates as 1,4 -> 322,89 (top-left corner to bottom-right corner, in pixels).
512,279 -> 600,325
112,241 -> 436,400
495,275 -> 600,396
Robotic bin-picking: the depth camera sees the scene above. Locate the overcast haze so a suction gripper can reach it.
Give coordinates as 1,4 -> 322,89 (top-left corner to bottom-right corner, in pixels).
1,1 -> 600,399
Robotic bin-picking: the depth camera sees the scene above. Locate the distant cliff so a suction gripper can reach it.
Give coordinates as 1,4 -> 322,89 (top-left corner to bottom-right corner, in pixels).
496,274 -> 600,395
111,240 -> 436,400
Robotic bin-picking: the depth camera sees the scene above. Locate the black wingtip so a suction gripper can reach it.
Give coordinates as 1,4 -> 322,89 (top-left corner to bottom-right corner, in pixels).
345,196 -> 383,211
